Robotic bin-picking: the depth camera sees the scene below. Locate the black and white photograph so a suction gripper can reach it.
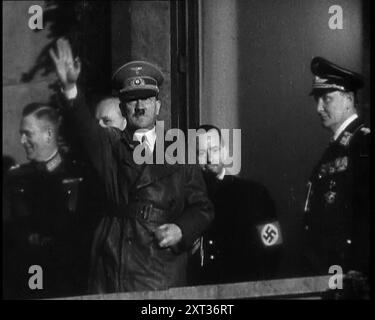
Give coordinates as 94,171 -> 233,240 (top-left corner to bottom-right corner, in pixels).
2,0 -> 371,303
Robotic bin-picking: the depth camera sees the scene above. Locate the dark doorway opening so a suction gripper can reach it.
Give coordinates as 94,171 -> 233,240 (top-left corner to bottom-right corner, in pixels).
170,0 -> 200,132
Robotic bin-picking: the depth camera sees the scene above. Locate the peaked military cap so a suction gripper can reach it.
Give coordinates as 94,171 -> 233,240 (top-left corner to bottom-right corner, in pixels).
112,61 -> 164,101
310,57 -> 364,95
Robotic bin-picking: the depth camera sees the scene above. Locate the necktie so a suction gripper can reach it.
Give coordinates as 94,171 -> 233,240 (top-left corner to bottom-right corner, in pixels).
141,135 -> 151,157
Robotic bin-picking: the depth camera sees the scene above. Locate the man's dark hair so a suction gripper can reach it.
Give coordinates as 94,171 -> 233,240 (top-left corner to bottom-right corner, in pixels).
22,102 -> 61,127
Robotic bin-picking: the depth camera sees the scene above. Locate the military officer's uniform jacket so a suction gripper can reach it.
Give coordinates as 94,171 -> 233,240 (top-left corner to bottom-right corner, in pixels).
3,152 -> 98,299
303,117 -> 370,275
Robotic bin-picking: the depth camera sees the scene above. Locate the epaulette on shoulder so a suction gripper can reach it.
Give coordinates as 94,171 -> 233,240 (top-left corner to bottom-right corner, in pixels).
6,162 -> 33,180
360,127 -> 370,135
8,164 -> 20,171
8,162 -> 33,173
358,127 -> 370,158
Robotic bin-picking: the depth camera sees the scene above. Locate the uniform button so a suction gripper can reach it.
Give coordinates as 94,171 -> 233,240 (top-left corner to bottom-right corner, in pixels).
305,225 -> 309,230
20,188 -> 24,193
209,240 -> 214,245
67,190 -> 71,194
346,239 -> 351,244
210,255 -> 215,260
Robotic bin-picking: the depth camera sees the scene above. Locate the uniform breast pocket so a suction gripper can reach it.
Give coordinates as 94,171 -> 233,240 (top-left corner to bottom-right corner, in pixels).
61,177 -> 83,213
11,187 -> 32,218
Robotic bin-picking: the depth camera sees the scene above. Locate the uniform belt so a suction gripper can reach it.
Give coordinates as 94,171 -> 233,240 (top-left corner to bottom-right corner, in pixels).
110,201 -> 170,223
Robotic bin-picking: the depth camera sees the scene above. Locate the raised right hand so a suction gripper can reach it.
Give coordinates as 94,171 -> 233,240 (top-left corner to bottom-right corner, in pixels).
49,38 -> 81,91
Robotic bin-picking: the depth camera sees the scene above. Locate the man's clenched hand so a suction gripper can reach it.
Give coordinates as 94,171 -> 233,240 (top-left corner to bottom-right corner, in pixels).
155,224 -> 182,248
49,38 -> 81,91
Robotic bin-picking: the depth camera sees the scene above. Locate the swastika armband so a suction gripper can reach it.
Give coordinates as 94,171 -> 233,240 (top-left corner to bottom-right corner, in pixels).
257,221 -> 283,247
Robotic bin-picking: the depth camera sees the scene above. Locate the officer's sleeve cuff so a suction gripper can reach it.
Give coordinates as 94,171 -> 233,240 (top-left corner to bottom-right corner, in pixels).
62,85 -> 78,100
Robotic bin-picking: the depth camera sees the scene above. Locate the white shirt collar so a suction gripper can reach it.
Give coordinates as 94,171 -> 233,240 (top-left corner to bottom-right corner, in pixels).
217,168 -> 226,180
133,127 -> 157,153
333,114 -> 358,141
44,149 -> 59,162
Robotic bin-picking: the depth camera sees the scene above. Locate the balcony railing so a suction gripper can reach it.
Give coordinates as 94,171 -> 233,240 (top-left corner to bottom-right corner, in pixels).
58,275 -> 331,300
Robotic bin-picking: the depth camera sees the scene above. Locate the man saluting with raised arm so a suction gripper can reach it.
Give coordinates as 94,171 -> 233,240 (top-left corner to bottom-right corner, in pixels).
49,38 -> 214,294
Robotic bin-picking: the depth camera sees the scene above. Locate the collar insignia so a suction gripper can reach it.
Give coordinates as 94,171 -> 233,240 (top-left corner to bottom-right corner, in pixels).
46,153 -> 62,172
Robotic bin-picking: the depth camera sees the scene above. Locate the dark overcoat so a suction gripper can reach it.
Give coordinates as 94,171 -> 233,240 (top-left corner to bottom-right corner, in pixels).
63,92 -> 214,293
189,174 -> 283,285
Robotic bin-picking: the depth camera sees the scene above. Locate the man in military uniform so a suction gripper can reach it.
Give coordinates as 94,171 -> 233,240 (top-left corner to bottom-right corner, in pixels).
49,38 -> 213,293
189,125 -> 283,285
3,103 -> 97,299
302,57 -> 370,278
